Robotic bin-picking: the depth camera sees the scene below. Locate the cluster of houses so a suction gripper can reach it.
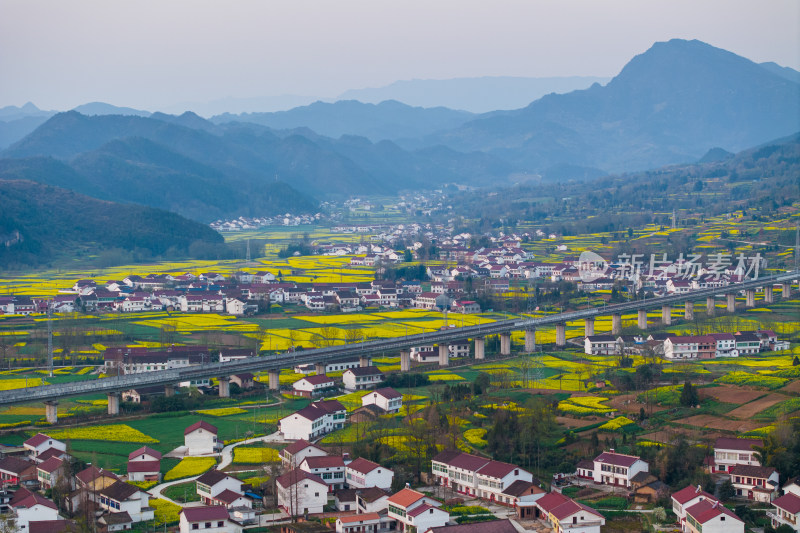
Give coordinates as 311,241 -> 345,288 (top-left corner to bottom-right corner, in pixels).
210,213 -> 323,231
585,329 -> 789,359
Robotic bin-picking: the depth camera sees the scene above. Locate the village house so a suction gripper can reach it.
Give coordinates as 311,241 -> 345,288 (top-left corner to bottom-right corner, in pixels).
768,477 -> 800,531
276,468 -> 328,516
299,455 -> 347,490
280,440 -> 329,467
336,512 -> 389,533
279,400 -> 347,441
683,498 -> 743,533
734,332 -> 762,355
387,488 -> 450,533
97,480 -> 154,523
534,491 -> 605,533
196,470 -> 250,508
127,446 -> 162,482
36,457 -> 65,490
184,421 -> 219,455
0,456 -> 37,486
345,457 -> 394,490
96,512 -> 134,532
431,451 -> 534,505
292,374 -> 337,398
11,488 -> 61,531
729,465 -> 779,502
672,485 -> 716,526
342,366 -> 384,391
361,387 -> 403,413
591,450 -> 649,488
707,437 -> 763,473
179,506 -> 242,533
584,335 -> 620,356
425,520 -> 520,533
23,433 -> 67,463
357,487 -> 391,514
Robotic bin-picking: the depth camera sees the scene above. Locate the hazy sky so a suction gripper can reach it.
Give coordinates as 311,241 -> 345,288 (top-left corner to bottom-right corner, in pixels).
2,0 -> 799,111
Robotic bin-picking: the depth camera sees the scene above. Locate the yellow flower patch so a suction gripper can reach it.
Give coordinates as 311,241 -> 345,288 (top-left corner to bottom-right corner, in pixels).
45,424 -> 158,443
195,407 -> 247,417
164,457 -> 216,481
463,428 -> 487,447
150,498 -> 183,525
598,416 -> 634,431
233,447 -> 280,464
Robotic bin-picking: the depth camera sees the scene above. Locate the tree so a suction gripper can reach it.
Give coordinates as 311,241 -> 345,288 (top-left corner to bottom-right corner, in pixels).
680,381 -> 699,407
719,479 -> 735,500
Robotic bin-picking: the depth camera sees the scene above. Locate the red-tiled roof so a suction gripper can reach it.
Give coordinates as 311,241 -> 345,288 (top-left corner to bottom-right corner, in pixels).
772,493 -> 800,514
729,465 -> 776,479
13,491 -> 58,510
387,488 -> 425,508
282,439 -> 326,456
23,433 -> 52,448
446,452 -> 491,472
372,387 -> 402,400
346,366 -> 384,377
0,456 -> 34,475
303,455 -> 345,469
346,457 -> 381,475
477,460 -> 521,479
714,437 -> 762,451
672,485 -> 715,505
276,468 -> 326,489
184,420 -> 217,435
428,519 -> 518,533
594,451 -> 641,468
535,491 -> 571,513
36,447 -> 66,462
126,460 -> 161,473
196,469 -> 232,487
215,489 -> 244,504
408,503 -> 439,517
181,506 -> 229,522
37,457 -> 63,474
128,446 -> 162,461
686,499 -> 741,524
299,374 -> 334,386
339,513 -> 381,524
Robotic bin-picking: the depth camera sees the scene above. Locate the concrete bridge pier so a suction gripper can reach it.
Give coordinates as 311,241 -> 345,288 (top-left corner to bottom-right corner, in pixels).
727,293 -> 736,313
315,362 -> 326,375
637,309 -> 648,330
268,370 -> 280,391
662,305 -> 672,326
500,333 -> 512,355
474,338 -> 485,360
218,377 -> 230,398
524,329 -> 536,353
706,297 -> 716,317
555,324 -> 566,347
764,286 -> 774,303
611,314 -> 622,335
684,301 -> 694,321
45,401 -> 58,425
782,283 -> 792,298
745,289 -> 756,308
107,393 -> 120,415
359,356 -> 371,368
164,385 -> 175,397
400,350 -> 411,372
584,318 -> 594,337
438,344 -> 449,366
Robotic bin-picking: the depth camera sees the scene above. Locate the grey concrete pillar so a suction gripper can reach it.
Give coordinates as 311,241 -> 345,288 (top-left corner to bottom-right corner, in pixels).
165,385 -> 175,397
637,309 -> 648,330
764,286 -> 774,303
727,293 -> 736,313
474,338 -> 485,360
662,305 -> 672,326
315,362 -> 326,375
45,401 -> 58,425
782,283 -> 791,298
438,344 -> 449,367
745,290 -> 756,308
584,318 -> 595,337
107,393 -> 120,415
611,314 -> 622,335
218,377 -> 230,398
524,329 -> 536,353
555,324 -> 566,347
359,356 -> 371,368
685,301 -> 694,321
500,333 -> 511,355
400,350 -> 411,372
706,297 -> 716,317
268,370 -> 280,391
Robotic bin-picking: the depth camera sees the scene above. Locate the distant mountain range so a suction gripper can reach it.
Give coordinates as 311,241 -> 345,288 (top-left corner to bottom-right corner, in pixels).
337,76 -> 612,113
1,38 -> 798,225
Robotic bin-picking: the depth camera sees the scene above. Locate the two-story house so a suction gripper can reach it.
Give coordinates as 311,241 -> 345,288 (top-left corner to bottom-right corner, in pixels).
299,455 -> 347,491
343,367 -> 384,391
707,437 -> 763,473
430,451 -> 533,505
729,465 -> 779,502
534,491 -> 605,533
345,457 -> 394,490
769,477 -> 800,531
36,457 -> 64,491
361,388 -> 403,413
280,440 -> 329,468
584,336 -> 620,356
179,506 -> 242,533
196,470 -> 250,508
671,485 -> 715,526
683,498 -> 743,533
127,446 -> 162,482
279,400 -> 346,441
97,481 -> 154,523
184,421 -> 219,455
592,450 -> 649,488
387,488 -> 450,533
292,375 -> 336,398
276,468 -> 328,516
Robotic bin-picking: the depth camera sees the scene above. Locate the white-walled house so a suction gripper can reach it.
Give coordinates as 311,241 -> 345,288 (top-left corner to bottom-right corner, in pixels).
292,375 -> 336,398
184,421 -> 219,455
196,469 -> 250,508
769,478 -> 800,531
343,367 -> 384,391
584,335 -> 620,356
357,487 -> 391,514
729,465 -> 779,502
179,506 -> 242,533
23,433 -> 67,462
387,488 -> 450,533
280,440 -> 329,467
127,446 -> 162,482
276,468 -> 328,516
279,400 -> 346,441
708,437 -> 762,473
336,512 -> 384,533
361,388 -> 403,413
430,451 -> 533,505
592,450 -> 649,488
11,489 -> 60,531
97,481 -> 154,523
671,485 -> 715,525
683,498 -> 743,533
345,457 -> 394,490
535,491 -> 605,533
299,455 -> 347,490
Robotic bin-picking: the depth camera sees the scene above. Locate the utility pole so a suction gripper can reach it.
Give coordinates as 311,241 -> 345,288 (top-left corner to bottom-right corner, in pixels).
794,224 -> 799,272
47,301 -> 53,377
671,209 -> 677,230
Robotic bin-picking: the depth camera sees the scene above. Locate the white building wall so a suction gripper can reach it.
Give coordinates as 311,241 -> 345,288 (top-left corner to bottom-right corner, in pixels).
185,429 -> 217,455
